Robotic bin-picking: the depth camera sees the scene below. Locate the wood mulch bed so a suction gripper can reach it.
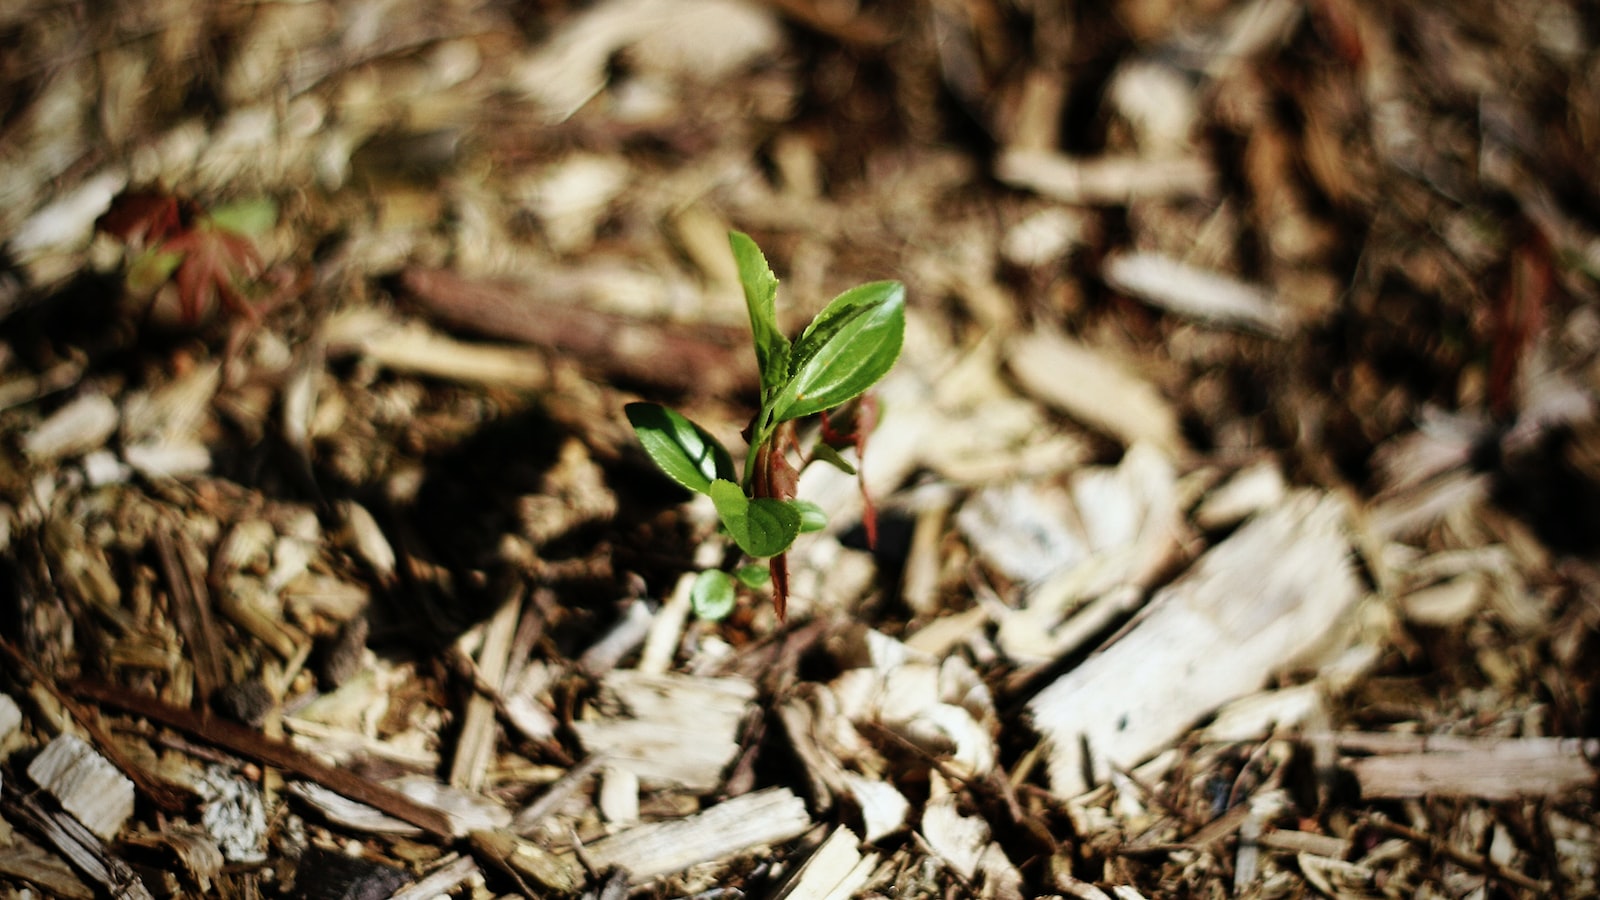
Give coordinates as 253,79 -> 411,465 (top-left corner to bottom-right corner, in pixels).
2,0 -> 1597,896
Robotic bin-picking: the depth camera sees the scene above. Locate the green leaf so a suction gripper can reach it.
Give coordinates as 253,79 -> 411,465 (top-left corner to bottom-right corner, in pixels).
207,198 -> 278,236
773,281 -> 905,422
729,231 -> 791,401
626,402 -> 735,494
810,441 -> 857,475
709,479 -> 800,558
792,499 -> 828,533
126,248 -> 185,296
691,570 -> 738,620
734,563 -> 771,589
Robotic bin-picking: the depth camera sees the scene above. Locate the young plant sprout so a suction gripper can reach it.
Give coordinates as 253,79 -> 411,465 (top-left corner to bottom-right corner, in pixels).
627,231 -> 905,621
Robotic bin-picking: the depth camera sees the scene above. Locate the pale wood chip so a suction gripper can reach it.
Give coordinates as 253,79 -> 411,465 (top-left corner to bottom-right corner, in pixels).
919,781 -> 1023,899
322,307 -> 550,388
1193,460 -> 1287,529
1346,737 -> 1599,800
449,585 -> 520,792
775,826 -> 879,900
388,852 -> 481,900
841,773 -> 909,844
1199,684 -> 1325,743
470,829 -> 586,894
1297,852 -> 1377,897
288,775 -> 509,838
598,764 -> 641,827
0,691 -> 21,739
1399,574 -> 1484,627
581,786 -> 812,882
995,149 -> 1215,205
23,392 -> 119,461
1257,828 -> 1352,858
28,733 -> 135,841
508,0 -> 779,122
571,669 -> 756,793
1007,330 -> 1187,459
1029,491 -> 1362,796
1104,251 -> 1296,336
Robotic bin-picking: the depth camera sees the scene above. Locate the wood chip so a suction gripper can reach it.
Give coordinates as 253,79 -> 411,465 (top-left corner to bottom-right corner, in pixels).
0,776 -> 152,900
322,307 -> 550,388
1029,491 -> 1362,796
1347,737 -> 1599,800
581,787 -> 812,882
571,669 -> 757,793
775,826 -> 879,900
1007,331 -> 1187,459
27,734 -> 135,841
388,852 -> 481,900
0,839 -> 95,900
23,392 -> 119,461
1104,251 -> 1297,336
995,149 -> 1215,205
449,584 -> 520,792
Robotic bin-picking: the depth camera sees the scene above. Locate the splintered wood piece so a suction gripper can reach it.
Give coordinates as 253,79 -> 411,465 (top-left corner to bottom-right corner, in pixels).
470,829 -> 586,894
118,829 -> 224,894
571,669 -> 757,793
1007,330 -> 1186,460
153,519 -> 227,704
1028,492 -> 1362,797
27,733 -> 136,840
775,826 -> 878,900
287,776 -> 511,837
920,782 -> 1024,899
581,787 -> 812,882
73,682 -> 455,838
450,585 -> 521,793
511,754 -> 603,835
388,853 -> 481,900
1345,736 -> 1599,799
0,839 -> 95,899
0,776 -> 153,900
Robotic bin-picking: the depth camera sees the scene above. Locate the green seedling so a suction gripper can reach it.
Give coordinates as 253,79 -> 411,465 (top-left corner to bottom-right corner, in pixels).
98,191 -> 277,323
627,231 -> 905,621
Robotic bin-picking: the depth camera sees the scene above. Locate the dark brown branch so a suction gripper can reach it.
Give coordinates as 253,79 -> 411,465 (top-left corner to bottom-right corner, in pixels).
71,681 -> 456,840
0,637 -> 193,814
398,267 -> 755,396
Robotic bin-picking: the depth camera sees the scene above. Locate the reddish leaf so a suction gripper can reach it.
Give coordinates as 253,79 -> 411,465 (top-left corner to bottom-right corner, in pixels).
96,192 -> 188,246
769,553 -> 789,622
820,394 -> 882,548
752,423 -> 802,621
1488,234 -> 1551,420
161,225 -> 263,323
